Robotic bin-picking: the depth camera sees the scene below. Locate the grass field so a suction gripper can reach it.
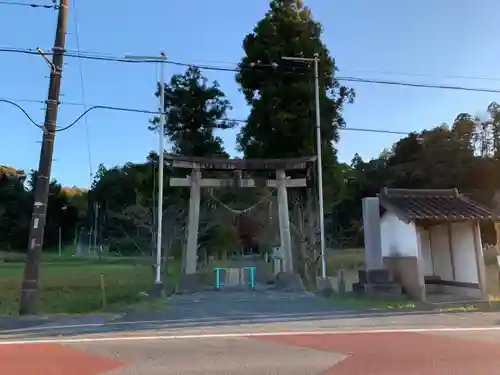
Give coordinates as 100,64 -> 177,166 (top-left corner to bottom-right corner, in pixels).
0,253 -> 181,316
2,247 -> 499,316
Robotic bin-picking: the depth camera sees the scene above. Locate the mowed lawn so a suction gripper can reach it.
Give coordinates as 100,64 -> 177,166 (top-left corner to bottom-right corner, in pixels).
0,255 -> 175,316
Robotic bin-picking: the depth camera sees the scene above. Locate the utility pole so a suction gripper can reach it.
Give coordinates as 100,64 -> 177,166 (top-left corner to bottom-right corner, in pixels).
155,55 -> 166,284
19,0 -> 69,315
93,202 -> 99,256
125,52 -> 167,285
282,53 -> 327,279
58,226 -> 62,257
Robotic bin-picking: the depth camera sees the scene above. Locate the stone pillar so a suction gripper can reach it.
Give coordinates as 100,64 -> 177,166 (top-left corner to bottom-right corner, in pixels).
362,197 -> 383,270
185,168 -> 201,275
494,221 -> 500,255
276,169 -> 293,273
474,221 -> 487,295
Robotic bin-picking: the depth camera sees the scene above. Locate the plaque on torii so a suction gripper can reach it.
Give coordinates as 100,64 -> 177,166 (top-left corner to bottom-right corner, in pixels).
165,154 -> 316,275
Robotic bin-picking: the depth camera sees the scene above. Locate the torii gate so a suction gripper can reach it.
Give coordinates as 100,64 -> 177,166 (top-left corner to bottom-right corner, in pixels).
166,155 -> 316,275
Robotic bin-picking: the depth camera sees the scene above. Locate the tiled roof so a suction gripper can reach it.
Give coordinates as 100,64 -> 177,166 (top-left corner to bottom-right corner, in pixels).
378,188 -> 500,221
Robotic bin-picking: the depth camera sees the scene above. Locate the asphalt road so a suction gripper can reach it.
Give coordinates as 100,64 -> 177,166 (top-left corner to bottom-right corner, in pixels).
2,289 -> 500,374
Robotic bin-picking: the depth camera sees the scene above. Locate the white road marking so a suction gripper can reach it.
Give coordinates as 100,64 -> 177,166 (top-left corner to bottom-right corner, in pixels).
0,308 -> 444,334
1,326 -> 500,345
0,311 -> 353,333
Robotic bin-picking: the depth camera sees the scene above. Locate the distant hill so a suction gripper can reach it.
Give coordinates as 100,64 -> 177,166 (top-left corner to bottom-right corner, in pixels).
0,165 -> 24,178
61,186 -> 88,196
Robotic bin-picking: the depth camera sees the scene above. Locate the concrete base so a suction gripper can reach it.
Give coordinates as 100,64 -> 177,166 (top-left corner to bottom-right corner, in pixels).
316,277 -> 334,297
358,269 -> 392,284
274,272 -> 306,292
353,268 -> 402,297
147,282 -> 166,299
353,282 -> 402,296
383,256 -> 423,300
176,274 -> 208,294
426,283 -> 485,300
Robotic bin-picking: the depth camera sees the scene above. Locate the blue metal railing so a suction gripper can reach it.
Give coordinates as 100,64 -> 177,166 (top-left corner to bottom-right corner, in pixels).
214,267 -> 256,289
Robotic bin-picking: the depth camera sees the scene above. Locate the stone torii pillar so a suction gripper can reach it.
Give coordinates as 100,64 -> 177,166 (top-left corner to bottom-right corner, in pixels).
276,169 -> 293,273
185,168 -> 201,275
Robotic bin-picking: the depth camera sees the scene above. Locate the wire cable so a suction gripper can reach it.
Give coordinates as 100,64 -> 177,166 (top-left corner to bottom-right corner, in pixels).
13,45 -> 500,83
0,0 -> 56,8
71,0 -> 94,183
3,46 -> 500,94
0,99 -> 43,129
0,98 -> 410,136
41,50 -> 500,83
340,68 -> 500,83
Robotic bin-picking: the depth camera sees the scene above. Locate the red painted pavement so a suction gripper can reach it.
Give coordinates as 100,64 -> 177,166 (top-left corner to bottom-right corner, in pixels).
256,332 -> 500,374
0,343 -> 126,375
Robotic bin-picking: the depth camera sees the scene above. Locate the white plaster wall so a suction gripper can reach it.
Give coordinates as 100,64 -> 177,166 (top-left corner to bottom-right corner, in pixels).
418,229 -> 433,276
429,224 -> 454,281
380,212 -> 418,257
450,221 -> 478,284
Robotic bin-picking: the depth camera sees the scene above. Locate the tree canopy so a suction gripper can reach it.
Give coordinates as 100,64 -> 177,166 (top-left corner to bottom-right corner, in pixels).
236,0 -> 354,164
153,66 -> 235,158
0,167 -> 82,251
331,102 -> 500,246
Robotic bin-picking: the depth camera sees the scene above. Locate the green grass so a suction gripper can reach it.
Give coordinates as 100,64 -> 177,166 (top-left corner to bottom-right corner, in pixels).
325,247 -> 500,309
330,293 -> 419,310
326,248 -> 365,273
0,254 -> 181,316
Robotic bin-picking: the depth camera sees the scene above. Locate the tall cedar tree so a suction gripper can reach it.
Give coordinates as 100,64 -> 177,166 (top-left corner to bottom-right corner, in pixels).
236,0 -> 354,169
152,66 -> 235,158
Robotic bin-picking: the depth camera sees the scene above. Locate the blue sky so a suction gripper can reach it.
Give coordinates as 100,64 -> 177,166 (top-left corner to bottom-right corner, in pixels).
1,0 -> 500,188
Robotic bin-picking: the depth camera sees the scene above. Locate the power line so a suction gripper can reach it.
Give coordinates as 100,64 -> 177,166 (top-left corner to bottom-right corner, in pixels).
337,76 -> 500,94
0,99 -> 44,129
71,0 -> 93,183
0,98 -> 410,136
340,68 -> 500,83
51,50 -> 500,84
0,0 -> 56,8
136,56 -> 500,83
0,99 -> 162,131
3,46 -> 500,94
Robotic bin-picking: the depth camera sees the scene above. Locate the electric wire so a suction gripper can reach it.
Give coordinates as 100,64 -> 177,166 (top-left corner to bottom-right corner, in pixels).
0,0 -> 56,8
2,46 -> 493,137
0,99 -> 43,129
3,46 -> 500,94
0,98 -> 410,136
